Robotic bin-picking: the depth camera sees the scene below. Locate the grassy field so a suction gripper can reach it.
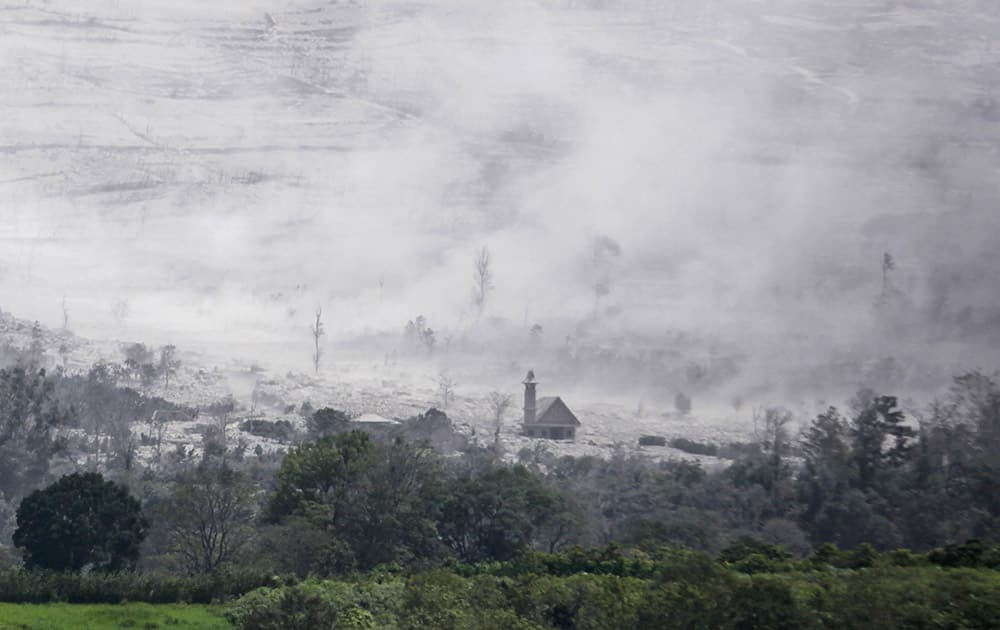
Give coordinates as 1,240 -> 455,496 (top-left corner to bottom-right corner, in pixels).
0,603 -> 231,629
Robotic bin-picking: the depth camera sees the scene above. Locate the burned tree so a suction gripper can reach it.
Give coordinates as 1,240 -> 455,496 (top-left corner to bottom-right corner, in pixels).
111,298 -> 129,328
752,406 -> 793,458
311,307 -> 324,375
882,252 -> 895,299
61,295 -> 69,330
472,246 -> 494,316
153,466 -> 257,574
488,391 -> 512,454
590,235 -> 621,316
437,373 -> 456,410
159,345 -> 180,391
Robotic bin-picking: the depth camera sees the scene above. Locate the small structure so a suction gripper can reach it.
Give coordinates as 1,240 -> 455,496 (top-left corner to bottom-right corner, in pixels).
521,370 -> 580,440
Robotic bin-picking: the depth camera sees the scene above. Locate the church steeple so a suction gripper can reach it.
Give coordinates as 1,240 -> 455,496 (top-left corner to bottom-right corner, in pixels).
523,370 -> 537,424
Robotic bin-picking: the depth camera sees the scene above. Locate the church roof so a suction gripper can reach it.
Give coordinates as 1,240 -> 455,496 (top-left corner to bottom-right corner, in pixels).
531,396 -> 581,426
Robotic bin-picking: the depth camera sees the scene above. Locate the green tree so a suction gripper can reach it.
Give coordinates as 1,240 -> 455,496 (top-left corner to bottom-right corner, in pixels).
267,431 -> 373,524
798,407 -> 852,532
850,392 -> 913,490
268,431 -> 445,570
0,367 -> 65,497
13,472 -> 147,572
152,465 -> 258,574
438,466 -> 564,562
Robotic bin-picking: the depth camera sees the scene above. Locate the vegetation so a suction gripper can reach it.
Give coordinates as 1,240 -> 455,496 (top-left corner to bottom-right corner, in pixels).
217,545 -> 1000,630
0,367 -> 65,497
13,473 -> 147,572
668,436 -> 717,455
1,349 -> 999,625
0,602 -> 230,629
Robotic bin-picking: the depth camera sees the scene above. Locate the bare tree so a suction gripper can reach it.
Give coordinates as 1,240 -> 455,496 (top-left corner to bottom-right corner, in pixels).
311,307 -> 324,375
591,236 -> 621,316
882,252 -> 895,298
487,391 -> 512,454
437,373 -> 456,410
150,412 -> 169,461
57,343 -> 70,372
205,397 -> 237,457
154,466 -> 257,574
111,298 -> 129,328
752,406 -> 793,458
61,295 -> 69,330
159,344 -> 180,391
472,246 -> 494,315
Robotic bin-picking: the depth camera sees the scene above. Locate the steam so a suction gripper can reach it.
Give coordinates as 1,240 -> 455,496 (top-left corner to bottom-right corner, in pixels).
0,0 -> 998,397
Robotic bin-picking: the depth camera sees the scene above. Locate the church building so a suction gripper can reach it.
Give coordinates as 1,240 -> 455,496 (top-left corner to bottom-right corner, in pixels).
521,370 -> 580,440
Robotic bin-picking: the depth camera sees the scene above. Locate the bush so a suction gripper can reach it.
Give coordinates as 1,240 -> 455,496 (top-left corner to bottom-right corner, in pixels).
225,579 -> 403,630
638,436 -> 667,447
928,539 -> 993,568
240,419 -> 295,442
0,569 -> 281,604
668,438 -> 718,456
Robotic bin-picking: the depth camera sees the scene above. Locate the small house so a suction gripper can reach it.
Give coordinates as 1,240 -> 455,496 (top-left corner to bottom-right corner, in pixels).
521,370 -> 580,440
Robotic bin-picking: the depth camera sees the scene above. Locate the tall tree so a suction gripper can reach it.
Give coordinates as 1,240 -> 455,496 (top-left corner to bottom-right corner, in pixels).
437,373 -> 456,410
311,307 -> 325,375
267,432 -> 444,570
591,235 -> 622,315
438,466 -> 562,562
472,246 -> 494,316
487,392 -> 512,455
797,407 -> 852,532
153,465 -> 258,574
881,252 -> 895,298
0,367 -> 65,497
159,344 -> 180,391
850,392 -> 913,490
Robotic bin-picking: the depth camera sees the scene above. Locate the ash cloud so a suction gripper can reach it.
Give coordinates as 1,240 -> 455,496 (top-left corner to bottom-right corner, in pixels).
1,0 -> 998,405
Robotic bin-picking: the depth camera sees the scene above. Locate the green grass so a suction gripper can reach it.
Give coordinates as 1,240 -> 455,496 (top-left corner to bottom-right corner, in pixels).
0,603 -> 231,629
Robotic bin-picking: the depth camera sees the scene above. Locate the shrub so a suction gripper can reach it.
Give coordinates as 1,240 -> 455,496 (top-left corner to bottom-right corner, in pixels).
225,579 -> 403,630
0,568 -> 280,604
928,539 -> 992,568
668,438 -> 718,456
240,419 -> 294,442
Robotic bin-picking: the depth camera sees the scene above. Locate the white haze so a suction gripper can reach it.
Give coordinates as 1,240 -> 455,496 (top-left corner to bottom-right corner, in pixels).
1,0 -> 999,406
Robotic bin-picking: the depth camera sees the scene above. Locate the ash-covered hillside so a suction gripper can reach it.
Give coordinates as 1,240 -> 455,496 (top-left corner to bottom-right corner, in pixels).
1,0 -> 998,407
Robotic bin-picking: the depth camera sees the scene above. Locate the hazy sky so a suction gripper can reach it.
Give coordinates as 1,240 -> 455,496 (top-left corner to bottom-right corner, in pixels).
1,0 -> 998,385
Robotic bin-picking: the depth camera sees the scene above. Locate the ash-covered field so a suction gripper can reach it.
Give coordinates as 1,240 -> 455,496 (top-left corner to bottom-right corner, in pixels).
2,0 -> 999,458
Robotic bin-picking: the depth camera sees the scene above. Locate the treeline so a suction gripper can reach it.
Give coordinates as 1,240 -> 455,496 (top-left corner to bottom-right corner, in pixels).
1,362 -> 999,624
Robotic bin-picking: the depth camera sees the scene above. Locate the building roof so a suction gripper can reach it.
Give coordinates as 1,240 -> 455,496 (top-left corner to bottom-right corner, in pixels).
531,396 -> 581,427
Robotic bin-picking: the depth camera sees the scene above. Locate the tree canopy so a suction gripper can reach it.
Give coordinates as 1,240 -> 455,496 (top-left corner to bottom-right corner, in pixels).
13,472 -> 147,572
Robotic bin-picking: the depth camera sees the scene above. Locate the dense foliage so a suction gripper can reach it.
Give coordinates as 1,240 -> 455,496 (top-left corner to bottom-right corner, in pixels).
12,473 -> 147,572
220,544 -> 1000,630
0,367 -> 65,497
1,360 -> 999,626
